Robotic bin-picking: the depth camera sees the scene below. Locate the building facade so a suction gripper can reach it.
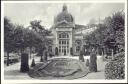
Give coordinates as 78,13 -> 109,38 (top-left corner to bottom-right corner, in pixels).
47,4 -> 84,56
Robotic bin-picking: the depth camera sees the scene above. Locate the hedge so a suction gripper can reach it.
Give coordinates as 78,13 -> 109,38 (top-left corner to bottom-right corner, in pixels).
105,52 -> 125,79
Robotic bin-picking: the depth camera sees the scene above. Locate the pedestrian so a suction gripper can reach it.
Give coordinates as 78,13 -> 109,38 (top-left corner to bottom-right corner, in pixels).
89,47 -> 97,72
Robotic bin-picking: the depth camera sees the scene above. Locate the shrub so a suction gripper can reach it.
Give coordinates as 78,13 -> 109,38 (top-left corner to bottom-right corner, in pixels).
86,59 -> 89,66
89,51 -> 97,72
31,59 -> 36,67
40,56 -> 43,62
105,52 -> 125,79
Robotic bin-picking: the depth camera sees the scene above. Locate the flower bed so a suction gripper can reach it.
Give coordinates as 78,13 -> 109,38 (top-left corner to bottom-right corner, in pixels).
28,58 -> 89,79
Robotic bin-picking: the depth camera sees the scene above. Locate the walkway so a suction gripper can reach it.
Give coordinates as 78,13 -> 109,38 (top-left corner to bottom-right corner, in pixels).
4,56 -> 107,79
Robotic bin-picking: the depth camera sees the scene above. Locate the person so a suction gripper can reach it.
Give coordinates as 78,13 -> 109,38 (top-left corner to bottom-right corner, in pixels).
89,47 -> 97,72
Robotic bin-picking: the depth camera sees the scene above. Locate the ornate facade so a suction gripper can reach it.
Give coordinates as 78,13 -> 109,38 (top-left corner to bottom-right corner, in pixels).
47,4 -> 83,56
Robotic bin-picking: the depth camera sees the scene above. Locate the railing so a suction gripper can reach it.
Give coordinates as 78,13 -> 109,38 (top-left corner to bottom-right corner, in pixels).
4,55 -> 20,64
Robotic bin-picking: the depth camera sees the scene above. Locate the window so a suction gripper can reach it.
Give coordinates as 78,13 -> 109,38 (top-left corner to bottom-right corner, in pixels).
62,40 -> 64,44
59,49 -> 61,52
59,40 -> 61,44
64,40 -> 66,44
59,33 -> 69,38
59,46 -> 61,52
76,46 -> 80,52
76,40 -> 81,45
67,41 -> 69,44
67,34 -> 69,38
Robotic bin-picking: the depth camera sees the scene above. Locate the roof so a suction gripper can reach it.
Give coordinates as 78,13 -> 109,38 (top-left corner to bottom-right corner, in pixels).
54,4 -> 74,24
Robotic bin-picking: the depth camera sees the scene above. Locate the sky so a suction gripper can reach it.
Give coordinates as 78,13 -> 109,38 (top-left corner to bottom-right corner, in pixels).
4,3 -> 124,29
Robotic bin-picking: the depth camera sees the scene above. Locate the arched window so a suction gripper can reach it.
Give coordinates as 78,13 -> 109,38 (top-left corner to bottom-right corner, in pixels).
75,40 -> 81,45
76,46 -> 80,52
59,33 -> 69,38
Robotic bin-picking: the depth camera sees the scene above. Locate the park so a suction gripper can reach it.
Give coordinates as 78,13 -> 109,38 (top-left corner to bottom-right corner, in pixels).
4,3 -> 125,80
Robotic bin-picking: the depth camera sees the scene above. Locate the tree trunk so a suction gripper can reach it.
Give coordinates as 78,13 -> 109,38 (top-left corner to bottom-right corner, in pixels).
7,51 -> 10,66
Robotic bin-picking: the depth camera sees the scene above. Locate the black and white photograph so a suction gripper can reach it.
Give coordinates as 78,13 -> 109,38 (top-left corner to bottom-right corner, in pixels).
1,0 -> 127,83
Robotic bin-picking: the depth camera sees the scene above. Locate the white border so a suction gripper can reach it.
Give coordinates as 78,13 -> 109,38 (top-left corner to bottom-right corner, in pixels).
1,0 -> 127,83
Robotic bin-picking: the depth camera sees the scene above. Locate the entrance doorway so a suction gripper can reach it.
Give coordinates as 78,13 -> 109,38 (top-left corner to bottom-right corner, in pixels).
59,40 -> 69,55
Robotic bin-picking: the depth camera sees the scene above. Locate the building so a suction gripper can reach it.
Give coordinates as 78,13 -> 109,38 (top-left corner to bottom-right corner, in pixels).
47,4 -> 93,56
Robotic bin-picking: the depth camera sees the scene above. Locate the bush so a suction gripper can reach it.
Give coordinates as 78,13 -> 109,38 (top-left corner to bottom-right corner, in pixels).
31,59 -> 36,67
40,56 -> 43,62
89,51 -> 97,72
105,52 -> 125,79
86,59 -> 89,66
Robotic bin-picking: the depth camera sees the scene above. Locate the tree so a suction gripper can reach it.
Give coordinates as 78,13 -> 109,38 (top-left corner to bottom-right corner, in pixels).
4,17 -> 15,66
23,29 -> 38,59
104,11 -> 125,79
13,25 -> 25,55
29,20 -> 51,61
84,11 -> 124,57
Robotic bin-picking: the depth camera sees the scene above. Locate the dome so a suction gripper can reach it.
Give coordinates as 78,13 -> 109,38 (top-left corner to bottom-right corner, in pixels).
54,4 -> 74,24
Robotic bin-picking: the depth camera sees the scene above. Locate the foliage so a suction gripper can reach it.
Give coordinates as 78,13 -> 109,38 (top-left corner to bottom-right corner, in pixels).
4,17 -> 51,66
84,11 -> 124,55
29,20 -> 51,60
4,17 -> 16,66
101,11 -> 125,79
4,17 -> 15,53
105,52 -> 125,79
